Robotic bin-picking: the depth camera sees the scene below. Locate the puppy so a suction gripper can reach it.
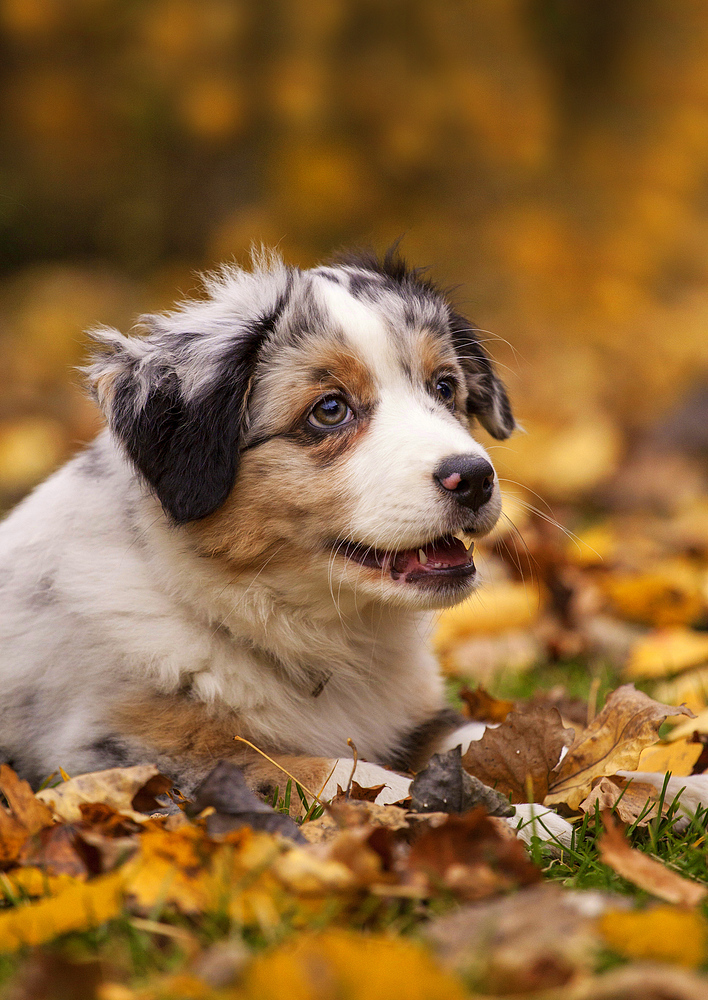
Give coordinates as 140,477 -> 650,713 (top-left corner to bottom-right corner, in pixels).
0,249 -> 515,806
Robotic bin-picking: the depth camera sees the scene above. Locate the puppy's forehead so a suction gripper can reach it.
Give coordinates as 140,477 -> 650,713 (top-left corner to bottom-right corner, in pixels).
310,270 -> 455,379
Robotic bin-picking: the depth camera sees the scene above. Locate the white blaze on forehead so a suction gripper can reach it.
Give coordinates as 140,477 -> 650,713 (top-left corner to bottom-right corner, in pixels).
313,274 -> 398,382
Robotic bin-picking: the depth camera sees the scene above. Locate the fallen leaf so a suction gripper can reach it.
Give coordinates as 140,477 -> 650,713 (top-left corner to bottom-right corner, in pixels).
241,930 -> 467,1000
655,666 -> 708,716
602,561 -> 705,628
189,761 -> 304,841
568,962 -> 708,999
19,823 -> 95,878
407,807 -> 541,900
335,780 -> 387,802
36,765 -> 172,824
462,707 -> 574,803
598,812 -> 706,905
616,771 -> 708,819
666,706 -> 708,741
0,805 -> 28,868
459,685 -> 514,723
598,906 -> 708,966
0,869 -> 124,950
580,776 -> 666,826
638,738 -> 702,775
409,747 -> 514,816
624,627 -> 708,680
426,884 -> 599,993
545,684 -> 694,809
0,764 -> 54,834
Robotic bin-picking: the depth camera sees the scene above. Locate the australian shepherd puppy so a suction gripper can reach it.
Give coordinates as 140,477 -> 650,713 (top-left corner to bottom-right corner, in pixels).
0,249 -> 515,806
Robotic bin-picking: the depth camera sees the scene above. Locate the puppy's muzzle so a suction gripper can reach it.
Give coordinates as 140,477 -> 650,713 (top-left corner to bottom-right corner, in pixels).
434,454 -> 495,511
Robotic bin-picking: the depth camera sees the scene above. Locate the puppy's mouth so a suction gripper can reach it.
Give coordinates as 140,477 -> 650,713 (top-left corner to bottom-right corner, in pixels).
335,533 -> 475,586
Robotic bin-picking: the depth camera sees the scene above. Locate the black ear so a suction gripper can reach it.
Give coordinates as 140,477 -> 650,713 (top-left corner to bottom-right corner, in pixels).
448,311 -> 516,440
87,323 -> 268,523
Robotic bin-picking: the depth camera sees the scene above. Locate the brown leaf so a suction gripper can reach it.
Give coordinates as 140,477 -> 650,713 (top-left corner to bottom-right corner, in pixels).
0,764 -> 54,834
579,776 -> 667,826
598,811 -> 707,906
407,807 -> 541,901
0,805 -> 29,868
546,684 -> 694,810
333,780 -> 386,803
426,884 -> 598,994
462,707 -> 574,803
459,685 -> 514,723
19,824 -> 94,879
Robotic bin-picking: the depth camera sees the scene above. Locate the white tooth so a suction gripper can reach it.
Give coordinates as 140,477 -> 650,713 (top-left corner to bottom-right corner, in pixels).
418,549 -> 428,565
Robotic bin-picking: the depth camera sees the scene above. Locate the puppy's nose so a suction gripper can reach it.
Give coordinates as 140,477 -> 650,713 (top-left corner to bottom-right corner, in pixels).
434,454 -> 495,511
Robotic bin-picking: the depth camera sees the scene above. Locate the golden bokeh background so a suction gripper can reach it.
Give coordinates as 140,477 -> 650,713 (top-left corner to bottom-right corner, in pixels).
2,0 -> 708,510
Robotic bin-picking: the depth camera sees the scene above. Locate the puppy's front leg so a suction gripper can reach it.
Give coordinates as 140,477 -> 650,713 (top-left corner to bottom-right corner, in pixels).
242,754 -> 412,809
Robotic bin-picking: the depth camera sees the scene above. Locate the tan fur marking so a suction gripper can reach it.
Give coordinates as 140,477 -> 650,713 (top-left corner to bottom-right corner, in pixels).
112,693 -> 334,813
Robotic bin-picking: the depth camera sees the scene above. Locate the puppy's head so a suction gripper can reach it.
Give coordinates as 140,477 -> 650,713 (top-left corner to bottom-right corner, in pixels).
88,249 -> 515,609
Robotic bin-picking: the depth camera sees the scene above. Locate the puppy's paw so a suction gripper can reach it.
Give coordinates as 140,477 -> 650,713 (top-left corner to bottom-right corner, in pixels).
320,759 -> 412,805
437,721 -> 489,755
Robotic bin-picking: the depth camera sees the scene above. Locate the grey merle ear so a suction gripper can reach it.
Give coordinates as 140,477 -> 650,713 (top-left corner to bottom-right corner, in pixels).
86,322 -> 268,524
448,311 -> 516,439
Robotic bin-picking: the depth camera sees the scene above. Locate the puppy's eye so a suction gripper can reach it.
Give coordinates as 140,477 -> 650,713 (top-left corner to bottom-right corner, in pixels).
308,395 -> 353,428
435,378 -> 455,403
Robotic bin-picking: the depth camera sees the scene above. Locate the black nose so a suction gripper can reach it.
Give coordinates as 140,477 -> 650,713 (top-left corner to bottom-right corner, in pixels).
434,454 -> 495,511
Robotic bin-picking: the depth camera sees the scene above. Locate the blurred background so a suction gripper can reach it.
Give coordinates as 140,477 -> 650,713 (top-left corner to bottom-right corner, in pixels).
5,1 -> 708,700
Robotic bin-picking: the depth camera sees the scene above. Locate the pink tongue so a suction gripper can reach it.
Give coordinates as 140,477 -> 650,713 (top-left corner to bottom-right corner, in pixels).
392,537 -> 470,574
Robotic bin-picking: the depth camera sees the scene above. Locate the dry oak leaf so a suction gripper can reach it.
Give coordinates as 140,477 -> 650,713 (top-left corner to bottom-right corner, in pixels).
598,812 -> 707,906
580,776 -> 667,826
0,869 -> 123,950
545,684 -> 694,810
407,806 -> 540,901
36,765 -> 172,824
598,906 -> 708,967
462,706 -> 574,803
0,764 -> 53,834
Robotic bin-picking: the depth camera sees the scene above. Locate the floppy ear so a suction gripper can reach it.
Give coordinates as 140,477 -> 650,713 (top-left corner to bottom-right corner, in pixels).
448,311 -> 516,439
86,324 -> 265,524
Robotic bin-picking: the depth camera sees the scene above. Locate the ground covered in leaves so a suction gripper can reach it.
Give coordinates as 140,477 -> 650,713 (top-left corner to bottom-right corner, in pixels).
2,498 -> 708,998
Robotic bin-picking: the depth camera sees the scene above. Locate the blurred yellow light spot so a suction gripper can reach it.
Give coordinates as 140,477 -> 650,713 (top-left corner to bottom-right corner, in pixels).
180,79 -> 244,138
0,417 -> 65,493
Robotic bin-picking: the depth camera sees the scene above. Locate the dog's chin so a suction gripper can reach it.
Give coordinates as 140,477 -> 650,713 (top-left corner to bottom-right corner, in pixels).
329,533 -> 479,608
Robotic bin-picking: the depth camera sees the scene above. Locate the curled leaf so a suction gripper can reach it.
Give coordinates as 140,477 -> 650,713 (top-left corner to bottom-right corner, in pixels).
545,685 -> 694,810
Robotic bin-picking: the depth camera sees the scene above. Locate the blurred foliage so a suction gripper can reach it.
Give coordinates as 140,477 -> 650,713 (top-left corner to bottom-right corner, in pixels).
2,1 -> 708,504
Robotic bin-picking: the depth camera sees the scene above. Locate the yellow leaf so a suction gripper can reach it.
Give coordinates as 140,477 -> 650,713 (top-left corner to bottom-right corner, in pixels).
545,684 -> 693,810
638,739 -> 702,775
0,870 -> 123,950
37,765 -> 171,823
3,866 -> 76,901
603,561 -> 705,628
241,930 -> 467,1000
598,906 -> 708,966
665,706 -> 708,742
655,666 -> 708,716
624,627 -> 708,680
